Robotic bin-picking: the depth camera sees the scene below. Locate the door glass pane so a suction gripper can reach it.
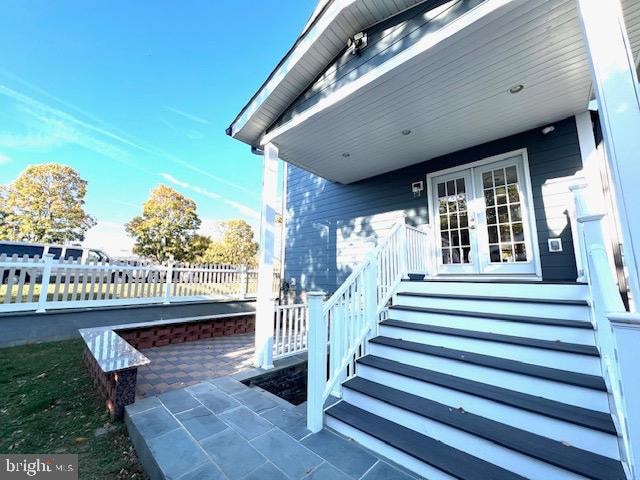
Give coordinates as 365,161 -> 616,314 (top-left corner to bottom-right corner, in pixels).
482,164 -> 528,263
437,177 -> 472,265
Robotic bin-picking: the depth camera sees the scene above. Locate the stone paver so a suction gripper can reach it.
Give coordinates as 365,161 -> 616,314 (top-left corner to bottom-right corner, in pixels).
250,428 -> 323,479
302,430 -> 377,479
126,371 -> 423,480
136,333 -> 254,397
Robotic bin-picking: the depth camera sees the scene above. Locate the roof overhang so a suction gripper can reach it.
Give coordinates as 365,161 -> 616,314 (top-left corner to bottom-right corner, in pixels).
227,0 -> 426,146
229,0 -> 640,184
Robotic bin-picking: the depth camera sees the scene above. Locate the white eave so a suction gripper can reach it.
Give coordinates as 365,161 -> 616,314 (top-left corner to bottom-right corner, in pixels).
227,0 -> 425,146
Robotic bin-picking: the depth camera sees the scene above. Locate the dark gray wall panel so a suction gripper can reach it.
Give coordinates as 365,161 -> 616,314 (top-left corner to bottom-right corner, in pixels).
284,116 -> 582,293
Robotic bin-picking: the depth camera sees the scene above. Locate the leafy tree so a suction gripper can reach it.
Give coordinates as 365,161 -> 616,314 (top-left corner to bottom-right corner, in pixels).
185,234 -> 212,263
0,164 -> 96,243
126,185 -> 201,262
200,219 -> 258,267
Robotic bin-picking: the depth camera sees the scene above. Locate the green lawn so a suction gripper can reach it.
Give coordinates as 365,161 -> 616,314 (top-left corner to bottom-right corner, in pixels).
0,339 -> 145,480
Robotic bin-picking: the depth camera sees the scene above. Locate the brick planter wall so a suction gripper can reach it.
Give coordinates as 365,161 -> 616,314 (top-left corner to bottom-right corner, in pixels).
117,314 -> 255,349
83,347 -> 137,420
82,313 -> 255,420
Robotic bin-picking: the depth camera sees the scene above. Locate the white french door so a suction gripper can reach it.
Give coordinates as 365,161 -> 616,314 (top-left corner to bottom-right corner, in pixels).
430,151 -> 540,276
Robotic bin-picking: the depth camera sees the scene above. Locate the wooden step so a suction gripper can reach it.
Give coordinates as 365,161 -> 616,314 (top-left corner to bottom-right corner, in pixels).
369,336 -> 606,391
340,377 -> 625,480
326,401 -> 526,480
380,319 -> 599,356
387,305 -> 593,329
357,355 -> 616,434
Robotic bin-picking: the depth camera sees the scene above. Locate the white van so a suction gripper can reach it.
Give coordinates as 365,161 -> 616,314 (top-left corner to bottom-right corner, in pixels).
0,241 -> 114,283
0,241 -> 111,263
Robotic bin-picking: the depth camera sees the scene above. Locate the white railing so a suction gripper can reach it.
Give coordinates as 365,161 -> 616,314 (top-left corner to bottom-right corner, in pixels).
571,183 -> 639,476
306,222 -> 431,432
0,254 -> 261,313
273,303 -> 308,359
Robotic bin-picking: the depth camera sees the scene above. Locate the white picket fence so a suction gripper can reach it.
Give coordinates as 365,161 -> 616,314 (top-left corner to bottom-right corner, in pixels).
0,254 -> 260,313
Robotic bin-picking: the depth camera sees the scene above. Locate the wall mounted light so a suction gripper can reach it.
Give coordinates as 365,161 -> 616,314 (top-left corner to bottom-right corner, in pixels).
541,125 -> 556,135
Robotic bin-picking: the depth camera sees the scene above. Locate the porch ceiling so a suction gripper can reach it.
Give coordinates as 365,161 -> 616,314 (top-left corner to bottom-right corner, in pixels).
265,0 -> 640,184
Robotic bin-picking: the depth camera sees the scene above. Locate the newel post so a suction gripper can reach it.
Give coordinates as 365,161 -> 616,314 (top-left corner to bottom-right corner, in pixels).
307,291 -> 326,433
163,256 -> 174,304
366,251 -> 379,338
36,254 -> 54,313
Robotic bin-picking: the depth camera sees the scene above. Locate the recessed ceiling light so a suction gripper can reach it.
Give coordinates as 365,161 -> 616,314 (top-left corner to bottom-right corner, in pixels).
402,129 -> 412,136
342,153 -> 350,158
508,84 -> 524,94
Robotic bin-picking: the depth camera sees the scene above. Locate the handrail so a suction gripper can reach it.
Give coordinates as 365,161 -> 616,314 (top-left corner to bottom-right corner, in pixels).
571,183 -> 635,475
306,221 -> 431,432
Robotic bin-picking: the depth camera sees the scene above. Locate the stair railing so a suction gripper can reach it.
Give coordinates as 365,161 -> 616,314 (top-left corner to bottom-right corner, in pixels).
571,183 -> 640,476
306,222 -> 430,432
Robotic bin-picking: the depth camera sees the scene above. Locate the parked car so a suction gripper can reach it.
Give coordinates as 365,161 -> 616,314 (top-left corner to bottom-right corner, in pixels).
0,241 -> 114,284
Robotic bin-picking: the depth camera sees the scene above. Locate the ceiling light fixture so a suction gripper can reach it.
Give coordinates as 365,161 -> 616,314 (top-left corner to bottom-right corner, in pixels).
402,129 -> 412,136
508,84 -> 524,94
342,153 -> 350,158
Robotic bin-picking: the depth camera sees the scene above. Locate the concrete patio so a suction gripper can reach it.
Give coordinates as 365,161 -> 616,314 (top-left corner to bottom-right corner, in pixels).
126,367 -> 421,480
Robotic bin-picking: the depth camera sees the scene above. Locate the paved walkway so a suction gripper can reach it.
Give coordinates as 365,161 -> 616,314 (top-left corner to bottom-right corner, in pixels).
136,333 -> 254,398
126,373 -> 421,480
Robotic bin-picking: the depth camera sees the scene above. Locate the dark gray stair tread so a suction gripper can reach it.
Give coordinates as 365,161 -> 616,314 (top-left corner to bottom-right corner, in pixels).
381,319 -> 599,356
370,336 -> 607,391
388,304 -> 593,329
402,278 -> 588,285
326,401 -> 526,480
357,355 -> 617,434
396,291 -> 589,306
342,377 -> 625,480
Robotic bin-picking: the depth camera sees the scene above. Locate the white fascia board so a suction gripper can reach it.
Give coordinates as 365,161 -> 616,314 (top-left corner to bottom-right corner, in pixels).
231,0 -> 355,139
260,0 -> 518,147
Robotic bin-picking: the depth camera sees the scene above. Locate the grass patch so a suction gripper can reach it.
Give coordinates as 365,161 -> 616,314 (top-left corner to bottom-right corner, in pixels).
0,339 -> 145,479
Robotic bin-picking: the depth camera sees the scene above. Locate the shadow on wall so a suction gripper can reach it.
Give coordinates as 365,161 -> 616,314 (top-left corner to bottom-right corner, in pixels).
284,169 -> 428,298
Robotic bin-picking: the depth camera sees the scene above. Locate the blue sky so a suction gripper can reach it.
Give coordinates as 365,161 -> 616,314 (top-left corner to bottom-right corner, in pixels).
0,0 -> 315,254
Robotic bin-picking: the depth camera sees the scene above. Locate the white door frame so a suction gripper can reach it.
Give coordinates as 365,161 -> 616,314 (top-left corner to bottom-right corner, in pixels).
426,148 -> 543,279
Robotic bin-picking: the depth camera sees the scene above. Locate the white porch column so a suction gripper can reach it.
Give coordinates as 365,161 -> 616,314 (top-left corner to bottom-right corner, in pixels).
254,142 -> 279,369
577,0 -> 640,308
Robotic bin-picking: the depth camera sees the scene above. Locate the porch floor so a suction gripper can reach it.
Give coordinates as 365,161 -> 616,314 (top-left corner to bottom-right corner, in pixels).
126,370 -> 421,480
136,333 -> 255,398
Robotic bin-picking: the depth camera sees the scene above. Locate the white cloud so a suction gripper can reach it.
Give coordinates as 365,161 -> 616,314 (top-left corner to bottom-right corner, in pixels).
0,80 -> 256,198
0,153 -> 11,165
159,172 -> 260,220
159,172 -> 222,200
82,221 -> 135,257
163,106 -> 210,125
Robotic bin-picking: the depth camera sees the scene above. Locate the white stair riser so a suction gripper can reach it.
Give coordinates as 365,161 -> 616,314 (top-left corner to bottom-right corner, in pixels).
395,295 -> 590,321
340,392 -> 587,480
325,416 -> 458,480
400,281 -> 590,301
368,343 -> 610,412
378,325 -> 602,375
356,364 -> 620,459
389,309 -> 595,345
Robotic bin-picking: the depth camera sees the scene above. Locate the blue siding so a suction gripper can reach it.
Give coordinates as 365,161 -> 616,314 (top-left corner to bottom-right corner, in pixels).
284,117 -> 582,293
